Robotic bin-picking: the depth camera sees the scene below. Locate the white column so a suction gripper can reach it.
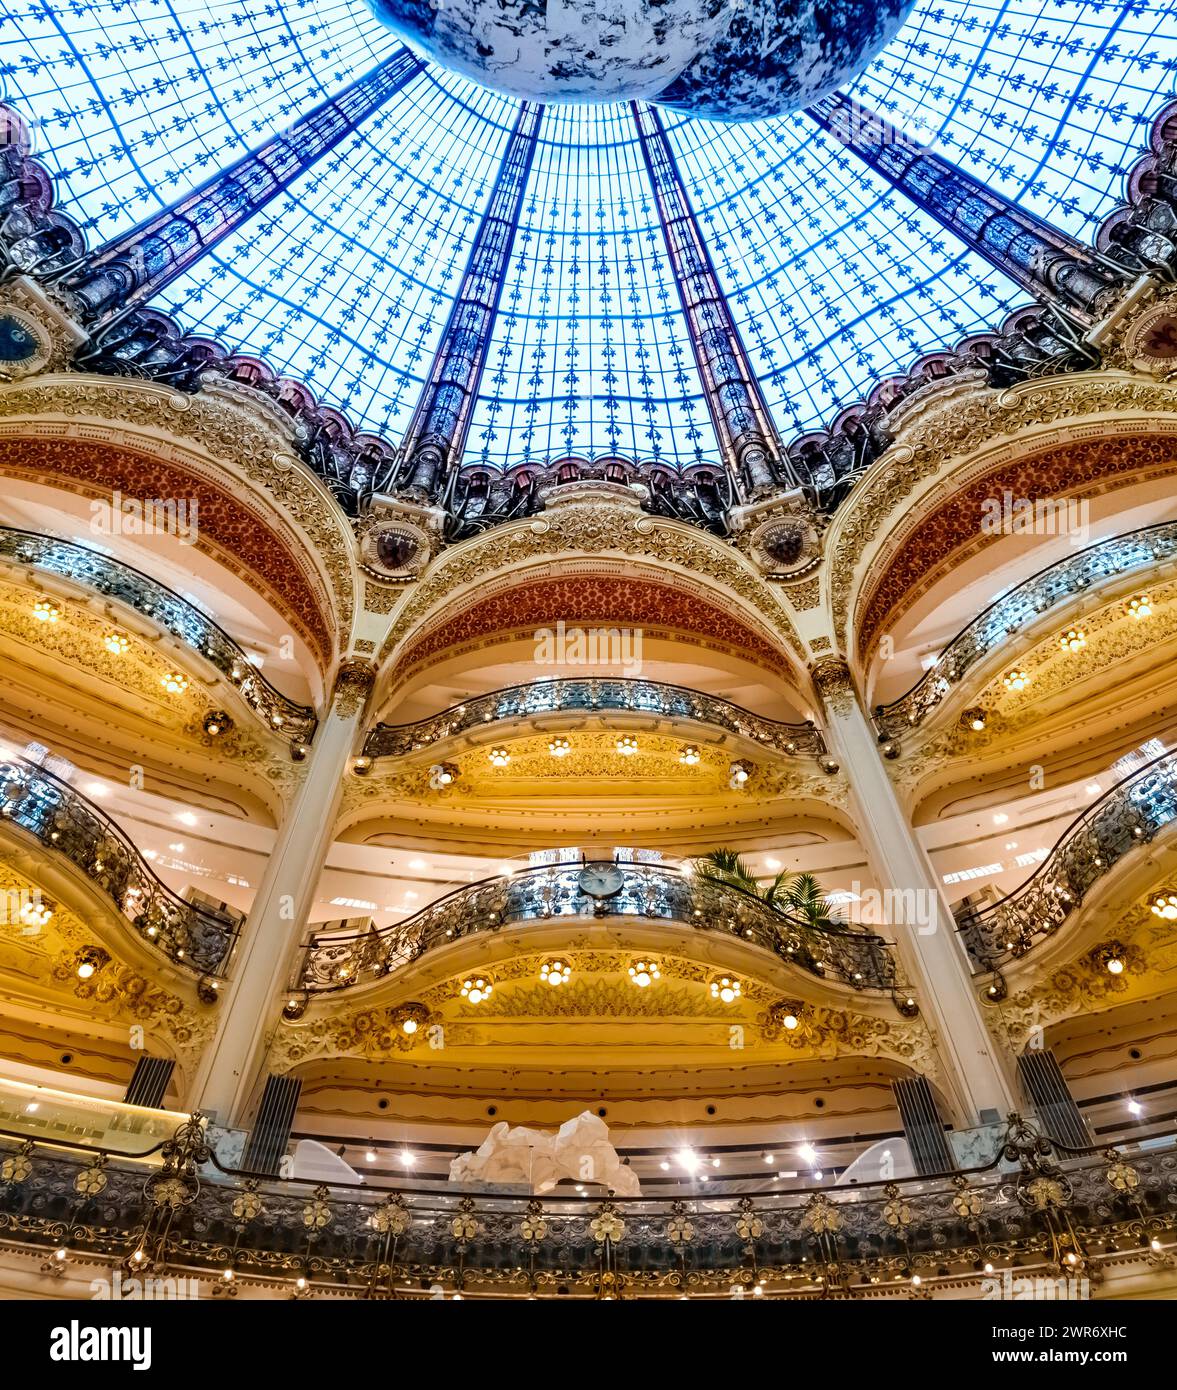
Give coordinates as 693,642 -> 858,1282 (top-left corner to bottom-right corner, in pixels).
811,659 -> 1019,1126
191,664 -> 372,1124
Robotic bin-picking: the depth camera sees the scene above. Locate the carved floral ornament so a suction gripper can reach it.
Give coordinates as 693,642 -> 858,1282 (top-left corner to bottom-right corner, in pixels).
375,499 -> 805,668
0,374 -> 357,650
268,952 -> 937,1080
332,658 -> 377,719
825,371 -> 1177,653
0,863 -> 215,1070
808,657 -> 859,717
985,903 -> 1171,1054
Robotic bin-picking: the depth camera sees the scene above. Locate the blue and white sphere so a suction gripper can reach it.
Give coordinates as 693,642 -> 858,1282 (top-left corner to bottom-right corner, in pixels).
364,0 -> 915,121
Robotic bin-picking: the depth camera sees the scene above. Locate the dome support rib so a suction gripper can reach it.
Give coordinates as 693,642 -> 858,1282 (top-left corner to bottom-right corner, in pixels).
54,47 -> 425,329
392,102 -> 545,504
630,101 -> 797,502
806,93 -> 1133,329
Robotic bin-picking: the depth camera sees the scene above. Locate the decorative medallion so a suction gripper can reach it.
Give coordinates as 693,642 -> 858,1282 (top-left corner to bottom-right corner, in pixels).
1123,300 -> 1177,377
749,510 -> 823,579
357,514 -> 431,583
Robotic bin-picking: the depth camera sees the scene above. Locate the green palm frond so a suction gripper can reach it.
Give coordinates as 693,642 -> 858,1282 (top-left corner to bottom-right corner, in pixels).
692,848 -> 759,895
692,852 -> 839,928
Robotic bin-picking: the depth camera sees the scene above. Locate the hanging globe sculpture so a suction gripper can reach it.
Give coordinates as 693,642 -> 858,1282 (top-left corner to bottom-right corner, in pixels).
364,0 -> 916,121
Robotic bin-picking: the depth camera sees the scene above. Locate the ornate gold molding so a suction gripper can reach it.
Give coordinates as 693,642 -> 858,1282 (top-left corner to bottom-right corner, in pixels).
809,656 -> 858,717
376,500 -> 804,668
0,373 -> 356,644
827,372 -> 1177,652
332,657 -> 376,718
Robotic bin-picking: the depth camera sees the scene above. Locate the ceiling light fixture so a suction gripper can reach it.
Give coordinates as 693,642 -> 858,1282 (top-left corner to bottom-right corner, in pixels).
679,744 -> 700,765
460,976 -> 493,1004
709,975 -> 741,1004
1149,891 -> 1177,921
161,672 -> 189,694
548,736 -> 570,757
616,735 -> 639,756
104,632 -> 129,655
1003,669 -> 1029,692
33,599 -> 60,623
1059,628 -> 1087,654
489,747 -> 510,766
428,762 -> 457,789
628,959 -> 660,989
1127,594 -> 1152,620
540,958 -> 571,986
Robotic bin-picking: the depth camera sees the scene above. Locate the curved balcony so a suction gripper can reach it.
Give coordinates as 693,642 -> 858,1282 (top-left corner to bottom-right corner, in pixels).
0,756 -> 239,976
874,522 -> 1177,739
364,678 -> 828,762
957,747 -> 1177,971
0,527 -> 316,745
0,1115 -> 1172,1299
297,861 -> 898,997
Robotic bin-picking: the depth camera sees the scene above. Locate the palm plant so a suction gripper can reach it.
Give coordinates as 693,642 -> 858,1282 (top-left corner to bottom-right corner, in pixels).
690,851 -> 841,928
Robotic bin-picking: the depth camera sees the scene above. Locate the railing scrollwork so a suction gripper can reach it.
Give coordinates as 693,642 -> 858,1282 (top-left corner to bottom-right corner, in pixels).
0,756 -> 239,976
365,678 -> 827,762
0,528 -> 317,747
297,861 -> 896,997
874,522 -> 1177,739
957,747 -> 1177,970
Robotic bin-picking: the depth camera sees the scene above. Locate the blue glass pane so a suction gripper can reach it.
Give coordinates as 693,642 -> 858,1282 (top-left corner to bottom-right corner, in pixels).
2,0 -> 1175,461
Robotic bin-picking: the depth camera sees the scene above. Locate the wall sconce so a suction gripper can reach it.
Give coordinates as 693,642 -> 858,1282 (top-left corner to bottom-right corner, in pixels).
540,959 -> 571,986
391,1002 -> 429,1035
768,999 -> 803,1032
202,710 -> 232,737
352,756 -> 373,776
74,945 -> 110,981
627,959 -> 660,989
1092,941 -> 1128,976
728,759 -> 752,789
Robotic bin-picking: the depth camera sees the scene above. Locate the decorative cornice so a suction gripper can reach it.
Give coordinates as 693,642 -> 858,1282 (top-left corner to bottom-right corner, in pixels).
0,374 -> 356,655
827,371 -> 1177,656
377,500 -> 803,669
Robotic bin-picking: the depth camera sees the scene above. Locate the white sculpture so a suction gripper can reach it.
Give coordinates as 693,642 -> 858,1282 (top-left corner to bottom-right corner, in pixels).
449,1110 -> 640,1196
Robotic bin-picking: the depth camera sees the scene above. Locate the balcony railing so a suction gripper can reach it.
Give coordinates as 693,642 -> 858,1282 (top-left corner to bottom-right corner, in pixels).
874,522 -> 1177,739
957,747 -> 1177,971
0,756 -> 239,976
365,677 -> 827,761
0,1114 -> 1172,1299
297,861 -> 897,996
0,527 -> 317,746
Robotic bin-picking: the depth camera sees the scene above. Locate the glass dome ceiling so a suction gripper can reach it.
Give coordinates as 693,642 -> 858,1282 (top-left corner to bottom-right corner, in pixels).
2,0 -> 1175,469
